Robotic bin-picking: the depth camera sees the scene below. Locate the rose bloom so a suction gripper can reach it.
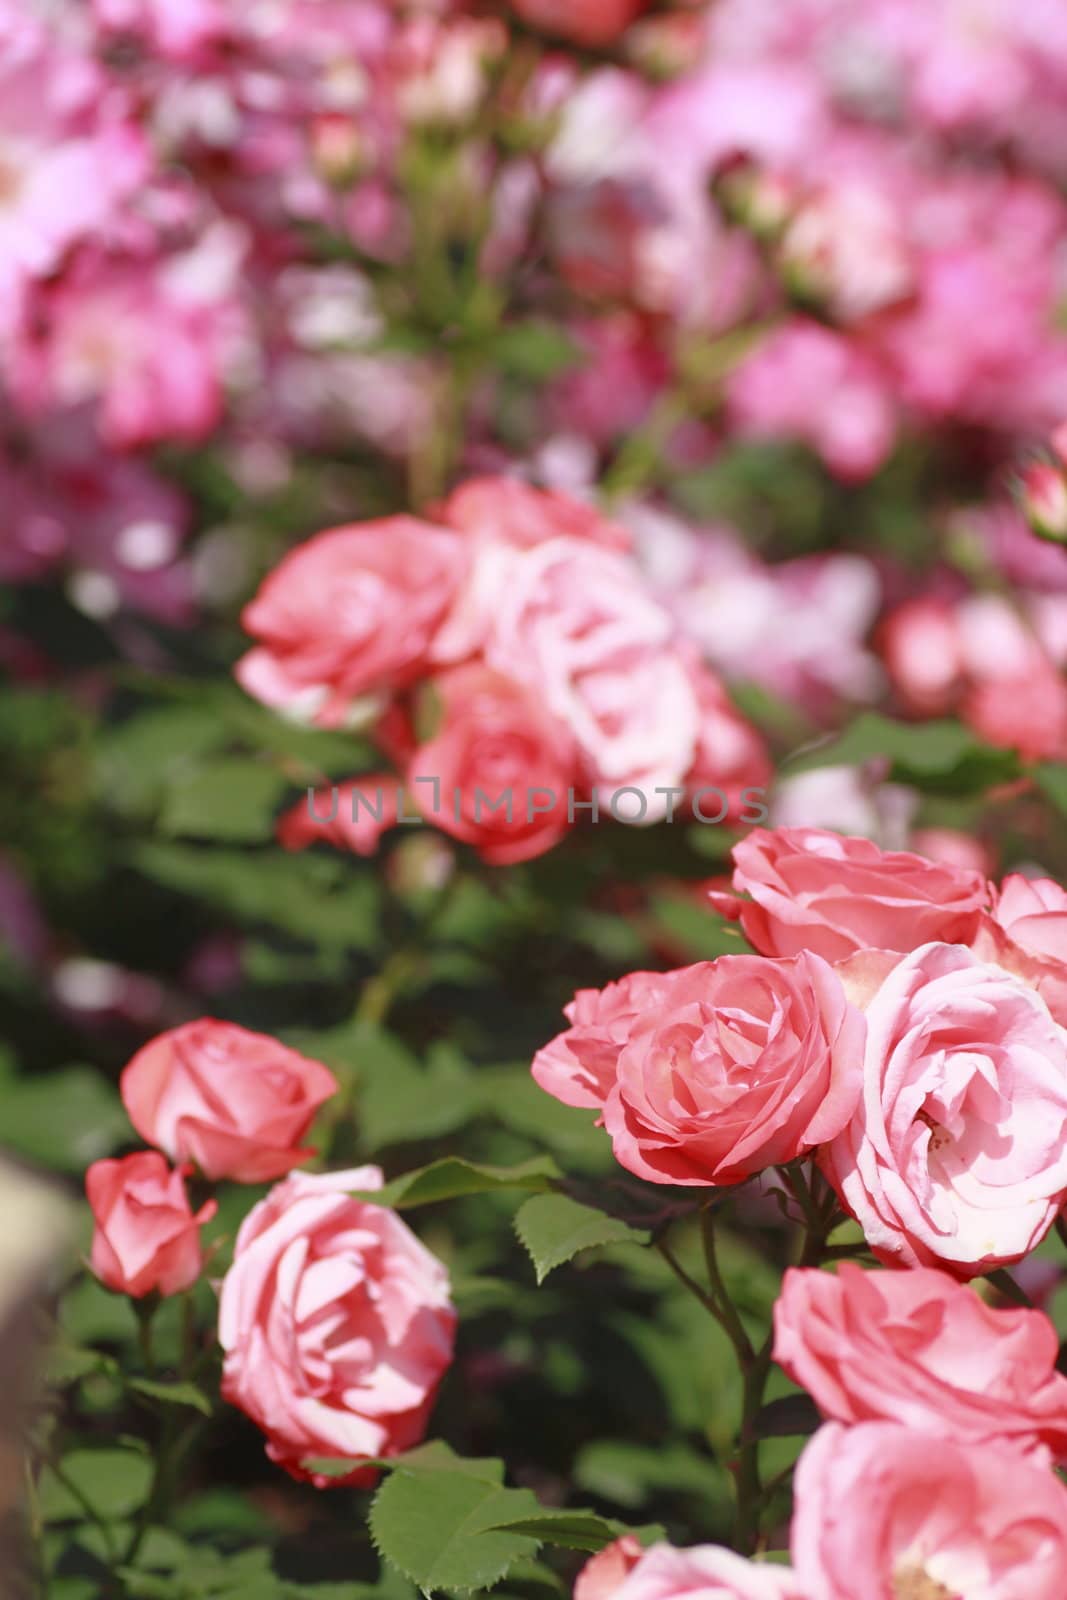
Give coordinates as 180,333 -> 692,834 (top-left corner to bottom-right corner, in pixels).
973,874 -> 1067,1027
534,953 -> 863,1185
277,777 -> 402,859
87,1152 -> 216,1299
511,0 -> 648,48
821,942 -> 1067,1275
121,1020 -> 339,1184
431,477 -> 629,664
774,1263 -> 1067,1463
713,827 -> 991,963
407,665 -> 577,865
236,517 -> 466,727
577,1540 -> 800,1600
879,596 -> 963,715
792,1422 -> 1067,1600
485,540 -> 699,820
533,970 -> 677,1111
218,1167 -> 455,1486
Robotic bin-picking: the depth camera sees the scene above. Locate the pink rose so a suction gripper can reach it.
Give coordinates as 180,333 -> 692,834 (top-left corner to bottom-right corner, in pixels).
121,1020 -> 339,1184
578,1542 -> 800,1600
792,1422 -> 1067,1600
218,1167 -> 455,1485
236,517 -> 466,727
774,1263 -> 1067,1462
533,970 -> 677,1110
683,660 -> 771,824
407,666 -> 576,865
575,1537 -> 644,1600
485,540 -> 699,818
534,954 -> 863,1186
277,777 -> 402,859
431,478 -> 629,664
972,874 -> 1067,1027
821,942 -> 1067,1274
510,0 -> 648,48
715,827 -> 990,963
879,597 -> 962,715
87,1152 -> 216,1299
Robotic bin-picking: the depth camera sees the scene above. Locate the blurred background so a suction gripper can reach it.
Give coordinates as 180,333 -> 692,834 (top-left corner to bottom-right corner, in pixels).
9,0 -> 1067,1594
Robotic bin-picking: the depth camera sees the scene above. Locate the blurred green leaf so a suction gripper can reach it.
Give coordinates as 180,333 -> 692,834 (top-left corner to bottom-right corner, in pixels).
128,1378 -> 213,1416
783,714 -> 1020,794
40,1448 -> 152,1523
0,1064 -> 129,1173
159,759 -> 291,843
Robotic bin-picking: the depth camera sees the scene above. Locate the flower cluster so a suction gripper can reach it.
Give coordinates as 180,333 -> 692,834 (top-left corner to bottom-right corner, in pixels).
85,1018 -> 456,1481
242,476 -> 770,865
536,824 -> 1067,1588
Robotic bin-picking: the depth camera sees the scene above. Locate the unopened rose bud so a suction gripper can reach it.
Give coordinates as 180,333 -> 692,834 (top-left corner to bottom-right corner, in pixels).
712,157 -> 795,242
624,14 -> 705,80
310,114 -> 366,186
1019,460 -> 1067,544
386,832 -> 456,904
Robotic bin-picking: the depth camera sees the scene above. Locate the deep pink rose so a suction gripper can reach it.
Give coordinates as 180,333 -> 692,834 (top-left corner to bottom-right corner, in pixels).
236,517 -> 466,727
715,827 -> 991,963
277,777 -> 402,859
774,1263 -> 1067,1463
578,1542 -> 800,1600
792,1422 -> 1067,1600
121,1020 -> 339,1184
218,1167 -> 455,1486
407,665 -> 577,865
534,954 -> 863,1186
510,0 -> 648,47
533,970 -> 677,1111
87,1152 -> 215,1299
821,942 -> 1067,1274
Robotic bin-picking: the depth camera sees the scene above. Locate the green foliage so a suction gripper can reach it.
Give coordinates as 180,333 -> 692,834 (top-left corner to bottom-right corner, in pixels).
783,712 -> 1021,794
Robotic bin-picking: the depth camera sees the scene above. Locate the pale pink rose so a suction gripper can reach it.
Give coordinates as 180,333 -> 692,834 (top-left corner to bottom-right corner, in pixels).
532,970 -> 677,1111
792,1421 -> 1067,1600
87,1152 -> 216,1299
237,517 -> 466,727
972,874 -> 1067,1026
993,875 -> 1067,964
485,540 -> 698,819
774,1263 -> 1067,1462
879,597 -> 963,715
406,666 -> 577,865
909,827 -> 993,878
609,1543 -> 801,1600
715,827 -> 990,963
575,1537 -> 644,1600
218,1167 -> 455,1486
821,942 -> 1067,1274
441,477 -> 630,554
121,1020 -> 339,1184
535,954 -> 863,1186
510,0 -> 648,48
277,777 -> 402,859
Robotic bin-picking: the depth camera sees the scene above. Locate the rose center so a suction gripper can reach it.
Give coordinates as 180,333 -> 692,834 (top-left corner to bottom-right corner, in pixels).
893,1567 -> 955,1600
915,1106 -> 951,1154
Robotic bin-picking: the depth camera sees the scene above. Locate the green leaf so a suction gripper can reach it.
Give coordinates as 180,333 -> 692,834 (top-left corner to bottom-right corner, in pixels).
514,1195 -> 650,1285
1034,763 -> 1067,815
481,1507 -> 624,1554
304,1442 -> 505,1483
369,1470 -> 541,1593
783,713 -> 1019,795
159,759 -> 291,843
132,843 -> 381,953
494,322 -> 582,380
352,1156 -> 561,1210
0,1064 -> 129,1174
303,1025 -> 480,1151
128,1378 -> 213,1416
39,1448 -> 153,1523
